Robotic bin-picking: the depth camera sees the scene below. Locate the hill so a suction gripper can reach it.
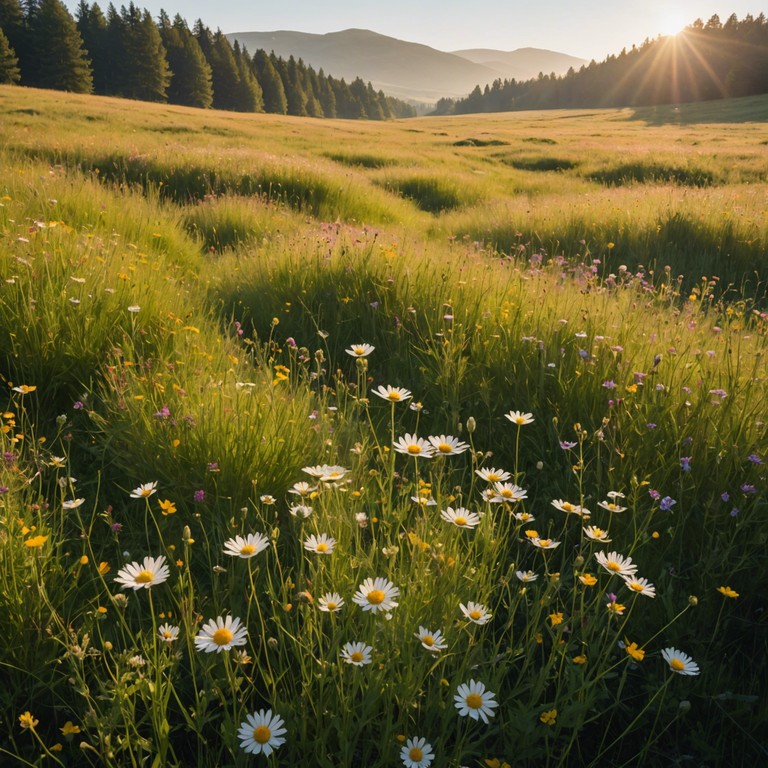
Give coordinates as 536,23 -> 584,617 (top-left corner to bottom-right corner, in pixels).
227,28 -> 585,102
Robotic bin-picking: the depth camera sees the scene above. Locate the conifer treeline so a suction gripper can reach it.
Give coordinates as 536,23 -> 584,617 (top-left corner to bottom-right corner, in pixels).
0,0 -> 416,118
434,14 -> 768,115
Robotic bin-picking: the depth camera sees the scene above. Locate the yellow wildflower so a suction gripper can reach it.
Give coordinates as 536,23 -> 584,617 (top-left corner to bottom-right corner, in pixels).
540,709 -> 557,726
19,711 -> 38,729
717,586 -> 739,598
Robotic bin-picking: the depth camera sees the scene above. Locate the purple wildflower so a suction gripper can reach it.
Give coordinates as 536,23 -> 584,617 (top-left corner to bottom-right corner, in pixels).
73,401 -> 84,410
646,423 -> 657,430
153,405 -> 171,419
194,489 -> 205,503
748,454 -> 763,465
602,380 -> 616,389
111,522 -> 123,534
660,496 -> 676,511
560,440 -> 577,450
730,507 -> 740,517
721,491 -> 730,502
649,489 -> 661,501
680,457 -> 692,472
740,484 -> 756,495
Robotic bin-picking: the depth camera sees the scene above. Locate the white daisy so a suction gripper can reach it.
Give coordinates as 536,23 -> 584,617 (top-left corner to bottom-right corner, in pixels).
414,626 -> 448,653
259,494 -> 276,505
513,511 -> 536,523
661,647 -> 700,676
459,601 -> 492,625
289,504 -> 313,518
352,577 -> 399,614
318,592 -> 344,612
237,709 -> 287,756
598,500 -> 628,513
583,525 -> 612,542
411,495 -> 437,507
130,481 -> 158,499
393,434 -> 435,458
454,680 -> 499,723
504,410 -> 534,425
491,482 -> 528,503
158,623 -> 179,643
303,533 -> 336,555
340,641 -> 372,666
288,481 -> 317,496
372,385 -> 412,403
114,555 -> 169,590
475,467 -> 511,483
515,570 -> 538,582
552,499 -> 591,518
400,736 -> 434,768
223,533 -> 270,558
529,537 -> 561,550
194,615 -> 248,653
427,435 -> 469,456
622,575 -> 656,598
346,343 -> 375,358
606,491 -> 626,499
594,550 -> 638,577
62,498 -> 85,509
440,507 -> 481,529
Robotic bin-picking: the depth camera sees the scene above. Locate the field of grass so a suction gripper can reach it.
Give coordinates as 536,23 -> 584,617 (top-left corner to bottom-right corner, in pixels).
0,85 -> 766,767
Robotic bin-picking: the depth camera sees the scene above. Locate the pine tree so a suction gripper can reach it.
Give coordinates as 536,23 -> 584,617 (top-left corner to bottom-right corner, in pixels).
252,48 -> 286,114
283,55 -> 307,116
28,0 -> 92,92
76,1 -> 109,94
316,68 -> 336,118
0,25 -> 20,82
160,12 -> 212,108
196,25 -> 241,111
232,39 -> 262,112
118,3 -> 170,101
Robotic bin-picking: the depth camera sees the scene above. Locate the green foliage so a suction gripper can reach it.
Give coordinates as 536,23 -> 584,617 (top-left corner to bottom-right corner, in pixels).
0,25 -> 20,83
160,13 -> 213,109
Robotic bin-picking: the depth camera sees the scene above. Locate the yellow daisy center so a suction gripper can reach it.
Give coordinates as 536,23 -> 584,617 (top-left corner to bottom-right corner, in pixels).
240,544 -> 256,555
407,444 -> 422,454
454,517 -> 468,526
326,601 -> 337,611
469,610 -> 482,620
387,392 -> 401,401
350,651 -> 364,663
500,489 -> 513,498
316,543 -> 328,553
539,539 -> 552,547
465,693 -> 483,709
212,628 -> 234,646
163,631 -> 173,639
487,473 -> 500,481
354,347 -> 365,355
629,582 -> 643,591
140,489 -> 152,497
253,725 -> 271,744
421,635 -> 434,646
438,443 -> 453,453
606,560 -> 621,571
515,417 -> 525,424
563,502 -> 575,511
671,658 -> 685,671
367,589 -> 385,605
135,570 -> 154,584
409,747 -> 424,761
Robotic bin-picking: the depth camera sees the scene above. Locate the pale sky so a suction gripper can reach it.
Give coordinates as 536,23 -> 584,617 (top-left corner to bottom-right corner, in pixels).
65,1 -> 762,60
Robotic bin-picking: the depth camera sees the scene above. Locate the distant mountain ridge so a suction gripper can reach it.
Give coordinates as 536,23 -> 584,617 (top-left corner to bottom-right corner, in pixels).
227,28 -> 586,103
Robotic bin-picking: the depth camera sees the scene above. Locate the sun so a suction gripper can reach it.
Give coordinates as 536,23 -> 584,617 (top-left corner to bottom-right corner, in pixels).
658,10 -> 689,37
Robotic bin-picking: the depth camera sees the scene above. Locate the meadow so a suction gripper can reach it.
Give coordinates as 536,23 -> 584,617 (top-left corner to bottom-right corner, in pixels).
0,84 -> 766,766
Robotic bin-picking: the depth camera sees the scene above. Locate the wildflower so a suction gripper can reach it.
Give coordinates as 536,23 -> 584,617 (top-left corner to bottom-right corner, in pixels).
602,380 -> 616,389
114,555 -> 170,590
579,573 -> 598,586
515,570 -> 538,582
304,533 -> 336,554
289,481 -> 317,496
158,623 -> 179,643
740,483 -> 757,494
475,467 -> 511,483
454,680 -> 498,723
355,512 -> 369,528
560,440 -> 577,450
717,586 -> 739,598
346,343 -> 375,358
341,641 -> 373,666
659,496 -> 676,511
606,600 -> 626,616
195,615 -> 248,653
193,489 -> 205,502
529,537 -> 561,550
747,453 -> 763,465
491,482 -> 528,503
130,481 -> 158,499
400,736 -> 434,768
598,500 -> 627,513
318,592 -> 344,612
372,385 -> 412,403
24,535 -> 49,548
540,709 -> 557,726
353,577 -> 399,614
460,601 -> 492,625
303,464 -> 346,481
552,499 -> 590,518
505,410 -> 534,426
223,533 -> 270,558
415,626 -> 448,653
623,576 -> 656,598
514,510 -> 535,523
440,507 -> 481,529
594,551 -> 638,577
680,457 -> 692,472
62,498 -> 85,510
60,721 -> 80,736
98,561 -> 110,575
158,499 -> 176,516
584,525 -> 611,542
661,647 -> 700,676
393,434 -> 435,458
289,504 -> 313,518
260,494 -> 276,505
127,305 -> 141,313
237,709 -> 286,756
428,435 -> 469,455
549,612 -> 564,626
411,494 -> 437,506
19,711 -> 38,729
625,641 -> 645,662
12,384 -> 37,395
573,655 -> 587,665
606,491 -> 626,499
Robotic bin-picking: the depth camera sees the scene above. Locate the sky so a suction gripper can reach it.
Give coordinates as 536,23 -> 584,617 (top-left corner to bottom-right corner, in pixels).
65,1 -> 762,60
